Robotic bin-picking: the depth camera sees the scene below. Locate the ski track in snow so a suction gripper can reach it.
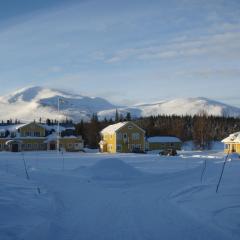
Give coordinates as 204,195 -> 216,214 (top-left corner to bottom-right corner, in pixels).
0,151 -> 239,240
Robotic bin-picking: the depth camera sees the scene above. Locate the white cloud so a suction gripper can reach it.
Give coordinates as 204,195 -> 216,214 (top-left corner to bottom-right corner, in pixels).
104,29 -> 240,63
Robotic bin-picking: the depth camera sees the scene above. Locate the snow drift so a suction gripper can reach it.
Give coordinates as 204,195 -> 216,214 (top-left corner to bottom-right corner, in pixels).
75,158 -> 143,180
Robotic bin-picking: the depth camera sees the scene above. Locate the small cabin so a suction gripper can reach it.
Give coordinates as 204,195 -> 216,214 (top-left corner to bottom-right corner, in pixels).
222,132 -> 240,154
146,136 -> 182,151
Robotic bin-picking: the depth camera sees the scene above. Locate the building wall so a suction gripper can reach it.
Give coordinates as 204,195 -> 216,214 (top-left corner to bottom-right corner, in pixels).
116,123 -> 145,153
19,123 -> 45,137
60,138 -> 84,152
0,139 -> 6,151
0,121 -> 84,152
100,122 -> 145,153
102,133 -> 116,153
224,143 -> 240,154
21,139 -> 47,151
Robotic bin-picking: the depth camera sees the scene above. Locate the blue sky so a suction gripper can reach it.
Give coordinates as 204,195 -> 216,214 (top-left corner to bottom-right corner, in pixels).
0,0 -> 240,106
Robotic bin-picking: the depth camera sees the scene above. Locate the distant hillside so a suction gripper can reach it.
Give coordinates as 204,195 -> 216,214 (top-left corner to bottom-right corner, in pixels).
0,86 -> 116,122
98,97 -> 240,120
0,86 -> 240,122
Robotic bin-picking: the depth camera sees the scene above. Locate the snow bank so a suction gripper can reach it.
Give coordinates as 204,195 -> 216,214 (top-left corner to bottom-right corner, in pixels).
182,141 -> 224,151
1,151 -> 239,239
0,172 -> 51,240
87,158 -> 143,180
228,153 -> 240,161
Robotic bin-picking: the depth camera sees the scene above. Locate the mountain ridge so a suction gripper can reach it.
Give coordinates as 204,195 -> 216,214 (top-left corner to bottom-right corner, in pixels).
0,86 -> 239,122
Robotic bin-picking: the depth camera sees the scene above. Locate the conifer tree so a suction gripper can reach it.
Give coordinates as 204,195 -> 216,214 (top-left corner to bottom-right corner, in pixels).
115,109 -> 119,122
126,112 -> 131,121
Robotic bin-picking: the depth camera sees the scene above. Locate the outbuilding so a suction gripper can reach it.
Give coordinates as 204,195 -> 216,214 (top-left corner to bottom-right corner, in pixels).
146,136 -> 182,151
222,132 -> 240,154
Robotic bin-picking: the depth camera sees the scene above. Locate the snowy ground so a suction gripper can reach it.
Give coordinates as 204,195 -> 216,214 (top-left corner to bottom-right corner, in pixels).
0,150 -> 239,240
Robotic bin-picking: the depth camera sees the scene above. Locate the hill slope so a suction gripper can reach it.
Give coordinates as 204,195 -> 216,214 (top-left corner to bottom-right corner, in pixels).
0,86 -> 116,122
0,87 -> 239,122
98,97 -> 240,119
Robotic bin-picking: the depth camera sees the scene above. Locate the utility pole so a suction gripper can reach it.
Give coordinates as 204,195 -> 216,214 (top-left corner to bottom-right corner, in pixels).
57,97 -> 60,153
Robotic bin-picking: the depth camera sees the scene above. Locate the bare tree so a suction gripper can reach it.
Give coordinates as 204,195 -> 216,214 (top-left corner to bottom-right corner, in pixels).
193,110 -> 212,150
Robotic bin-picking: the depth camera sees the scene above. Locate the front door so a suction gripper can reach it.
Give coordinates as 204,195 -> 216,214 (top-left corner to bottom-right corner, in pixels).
232,144 -> 236,152
12,144 -> 19,152
50,143 -> 56,150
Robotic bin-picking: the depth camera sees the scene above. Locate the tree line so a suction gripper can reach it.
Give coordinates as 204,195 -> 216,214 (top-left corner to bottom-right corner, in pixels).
75,111 -> 240,150
1,111 -> 240,150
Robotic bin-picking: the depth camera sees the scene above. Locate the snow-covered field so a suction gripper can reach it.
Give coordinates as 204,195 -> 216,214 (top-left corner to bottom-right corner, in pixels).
0,150 -> 239,240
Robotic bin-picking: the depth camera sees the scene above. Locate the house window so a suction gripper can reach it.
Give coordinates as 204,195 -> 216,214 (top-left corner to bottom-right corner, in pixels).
123,133 -> 128,143
132,133 -> 140,140
117,133 -> 122,140
225,144 -> 229,149
132,144 -> 141,150
34,132 -> 40,137
107,144 -> 112,151
0,132 -> 5,137
25,132 -> 30,137
10,132 -> 16,138
103,134 -> 108,140
128,125 -> 133,129
117,144 -> 122,152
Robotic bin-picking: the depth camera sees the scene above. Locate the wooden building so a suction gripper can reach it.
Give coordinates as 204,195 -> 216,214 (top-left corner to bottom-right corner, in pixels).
0,122 -> 83,152
222,132 -> 240,154
146,136 -> 182,151
99,121 -> 145,153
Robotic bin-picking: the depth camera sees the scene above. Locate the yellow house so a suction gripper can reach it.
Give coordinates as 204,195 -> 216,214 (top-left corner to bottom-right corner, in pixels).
0,122 -> 84,152
222,132 -> 240,154
99,121 -> 145,153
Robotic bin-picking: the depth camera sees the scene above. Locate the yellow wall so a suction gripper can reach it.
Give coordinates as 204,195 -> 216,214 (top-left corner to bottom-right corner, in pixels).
60,138 -> 83,152
19,122 -> 45,137
237,144 -> 240,153
102,133 -> 116,153
0,121 -> 83,152
0,139 -> 6,151
224,143 -> 240,154
116,123 -> 145,153
21,139 -> 46,151
101,122 -> 145,153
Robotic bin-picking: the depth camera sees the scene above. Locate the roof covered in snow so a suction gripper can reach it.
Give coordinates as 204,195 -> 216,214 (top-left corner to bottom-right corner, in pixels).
41,124 -> 74,132
147,136 -> 181,143
0,124 -> 27,132
101,122 -> 129,134
0,122 -> 75,133
222,132 -> 240,143
101,121 -> 145,134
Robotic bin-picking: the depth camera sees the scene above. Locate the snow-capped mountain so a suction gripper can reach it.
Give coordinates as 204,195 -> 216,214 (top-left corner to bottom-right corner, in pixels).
0,86 -> 240,122
98,97 -> 240,119
0,86 -> 116,122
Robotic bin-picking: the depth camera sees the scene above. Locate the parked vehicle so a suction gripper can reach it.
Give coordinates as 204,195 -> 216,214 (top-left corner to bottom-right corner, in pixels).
159,149 -> 177,156
132,148 -> 146,154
